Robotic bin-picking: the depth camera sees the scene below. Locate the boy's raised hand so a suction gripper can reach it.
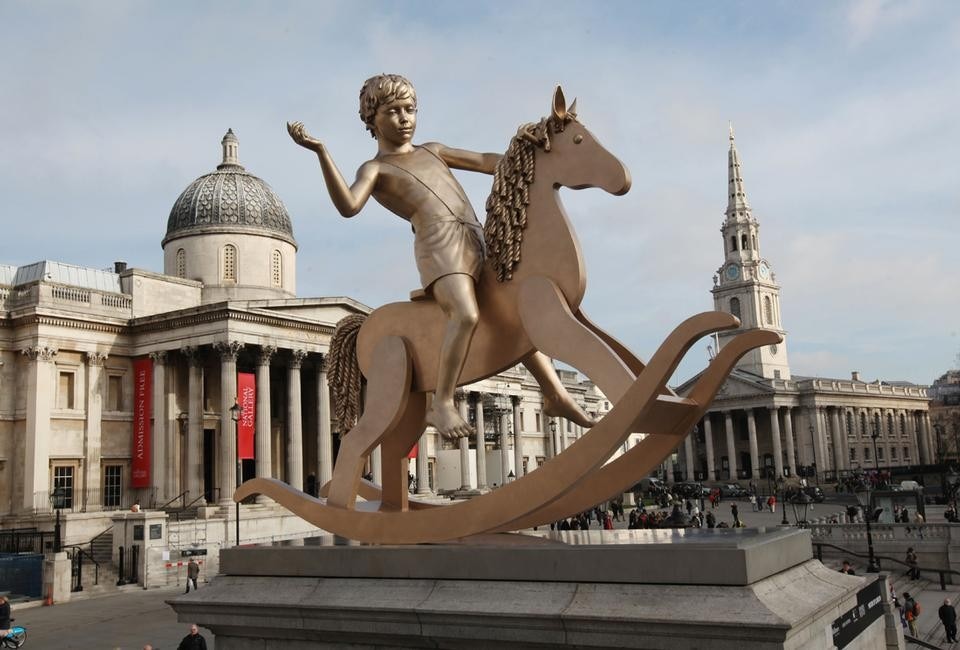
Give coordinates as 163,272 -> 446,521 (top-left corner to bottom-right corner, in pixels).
287,121 -> 323,152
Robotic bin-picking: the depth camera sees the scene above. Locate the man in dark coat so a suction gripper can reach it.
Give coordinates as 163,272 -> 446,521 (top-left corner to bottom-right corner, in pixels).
939,598 -> 958,643
177,624 -> 207,650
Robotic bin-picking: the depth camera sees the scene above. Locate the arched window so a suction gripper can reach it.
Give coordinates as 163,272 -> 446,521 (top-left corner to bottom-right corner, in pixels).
741,233 -> 749,250
763,296 -> 773,325
846,411 -> 854,437
271,250 -> 282,287
752,234 -> 757,250
886,413 -> 894,437
730,235 -> 737,252
176,248 -> 186,278
223,244 -> 237,281
729,297 -> 741,320
860,411 -> 867,436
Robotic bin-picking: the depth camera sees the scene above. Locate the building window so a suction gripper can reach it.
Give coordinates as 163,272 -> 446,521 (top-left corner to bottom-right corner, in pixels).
900,414 -> 907,437
730,297 -> 741,320
891,446 -> 898,460
729,235 -> 737,252
107,375 -> 123,411
864,447 -> 871,461
846,412 -> 854,437
522,457 -> 529,474
849,447 -> 857,461
223,244 -> 237,281
104,465 -> 122,508
271,250 -> 282,287
57,371 -> 75,409
535,456 -> 545,468
774,370 -> 781,379
741,233 -> 748,250
763,296 -> 773,325
903,446 -> 910,461
887,413 -> 894,437
752,234 -> 757,250
535,412 -> 541,431
860,412 -> 868,437
520,411 -> 526,431
53,466 -> 74,509
176,248 -> 186,278
877,447 -> 885,460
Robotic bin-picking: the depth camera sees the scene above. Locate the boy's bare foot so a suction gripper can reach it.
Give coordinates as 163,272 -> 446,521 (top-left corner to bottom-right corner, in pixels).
543,391 -> 597,429
426,402 -> 474,440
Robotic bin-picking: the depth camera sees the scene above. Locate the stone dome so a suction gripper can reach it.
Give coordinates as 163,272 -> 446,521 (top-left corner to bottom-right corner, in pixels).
162,129 -> 296,248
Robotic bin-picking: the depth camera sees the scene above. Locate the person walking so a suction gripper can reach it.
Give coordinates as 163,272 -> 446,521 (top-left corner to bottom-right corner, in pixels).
0,595 -> 10,638
903,592 -> 920,638
185,558 -> 200,593
839,560 -> 856,575
767,494 -> 777,513
177,624 -> 208,650
730,503 -> 740,527
939,598 -> 958,644
905,547 -> 920,580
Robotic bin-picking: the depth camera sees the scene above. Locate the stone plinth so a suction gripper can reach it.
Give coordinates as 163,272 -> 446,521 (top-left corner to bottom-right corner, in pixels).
168,528 -> 893,649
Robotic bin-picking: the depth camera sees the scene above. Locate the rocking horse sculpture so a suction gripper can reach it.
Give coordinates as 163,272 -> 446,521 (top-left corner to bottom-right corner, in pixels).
235,81 -> 781,544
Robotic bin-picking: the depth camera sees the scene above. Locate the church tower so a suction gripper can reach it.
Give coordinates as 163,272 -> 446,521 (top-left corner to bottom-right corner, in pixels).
711,125 -> 790,379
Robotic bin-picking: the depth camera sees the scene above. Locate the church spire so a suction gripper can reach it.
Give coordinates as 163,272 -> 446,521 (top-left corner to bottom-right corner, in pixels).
726,122 -> 751,218
218,128 -> 243,170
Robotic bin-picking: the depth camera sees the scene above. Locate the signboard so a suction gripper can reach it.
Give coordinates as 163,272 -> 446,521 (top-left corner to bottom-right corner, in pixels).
181,548 -> 208,557
149,524 -> 163,540
131,357 -> 153,488
831,578 -> 884,649
237,372 -> 256,460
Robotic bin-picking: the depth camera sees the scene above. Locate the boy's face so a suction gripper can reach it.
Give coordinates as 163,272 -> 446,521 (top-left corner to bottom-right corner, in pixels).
373,95 -> 417,146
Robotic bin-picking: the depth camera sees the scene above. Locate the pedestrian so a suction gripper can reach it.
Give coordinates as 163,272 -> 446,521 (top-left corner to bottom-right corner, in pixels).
846,504 -> 859,523
905,547 -> 920,580
731,503 -> 740,526
749,494 -> 757,511
839,560 -> 855,575
940,598 -> 958,644
185,558 -> 200,593
178,624 -> 207,650
685,499 -> 693,515
130,499 -> 141,513
903,592 -> 920,638
706,511 -> 716,528
767,494 -> 776,513
0,595 -> 10,638
603,511 -> 613,530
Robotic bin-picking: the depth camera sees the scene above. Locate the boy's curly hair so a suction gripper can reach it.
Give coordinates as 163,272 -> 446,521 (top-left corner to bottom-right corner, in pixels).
359,74 -> 417,138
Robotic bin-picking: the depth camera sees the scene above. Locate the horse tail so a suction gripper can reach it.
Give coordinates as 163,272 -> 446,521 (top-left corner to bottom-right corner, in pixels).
328,313 -> 367,435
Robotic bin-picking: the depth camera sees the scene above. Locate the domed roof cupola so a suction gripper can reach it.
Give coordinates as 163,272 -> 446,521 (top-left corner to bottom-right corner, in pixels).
162,129 -> 296,248
162,130 -> 298,303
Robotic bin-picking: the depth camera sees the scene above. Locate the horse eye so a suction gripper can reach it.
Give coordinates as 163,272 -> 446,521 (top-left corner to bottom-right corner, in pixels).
573,134 -> 583,144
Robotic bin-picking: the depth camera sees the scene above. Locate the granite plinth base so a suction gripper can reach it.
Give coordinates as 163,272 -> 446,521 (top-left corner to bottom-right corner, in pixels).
167,528 -> 891,649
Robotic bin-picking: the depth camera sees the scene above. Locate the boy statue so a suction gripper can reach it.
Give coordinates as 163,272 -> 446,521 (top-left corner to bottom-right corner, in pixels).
288,73 -> 593,439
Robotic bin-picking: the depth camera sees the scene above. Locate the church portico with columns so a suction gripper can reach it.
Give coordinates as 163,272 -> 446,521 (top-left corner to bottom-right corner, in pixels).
672,127 -> 929,486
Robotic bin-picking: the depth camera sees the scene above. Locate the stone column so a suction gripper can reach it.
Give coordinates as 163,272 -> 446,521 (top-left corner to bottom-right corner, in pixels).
830,407 -> 844,472
769,406 -> 784,478
182,347 -> 204,502
287,350 -> 306,491
255,346 -> 275,503
911,411 -> 925,464
316,354 -> 333,486
415,431 -> 431,495
370,446 -> 382,484
457,392 -> 471,489
21,346 -> 56,511
783,407 -> 796,477
512,397 -> 523,480
148,351 -> 166,505
474,393 -> 487,490
499,410 -> 511,485
216,341 -> 243,505
747,409 -> 759,481
921,413 -> 933,467
808,407 -> 825,473
703,415 -> 716,482
683,432 -> 695,481
724,411 -> 737,480
84,352 -> 107,509
558,420 -> 568,453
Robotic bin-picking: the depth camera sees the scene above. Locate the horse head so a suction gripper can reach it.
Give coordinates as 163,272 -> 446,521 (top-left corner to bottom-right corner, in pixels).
541,86 -> 631,196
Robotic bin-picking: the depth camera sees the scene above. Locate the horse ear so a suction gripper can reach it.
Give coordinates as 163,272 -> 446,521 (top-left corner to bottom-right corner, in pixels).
568,97 -> 578,118
552,86 -> 567,121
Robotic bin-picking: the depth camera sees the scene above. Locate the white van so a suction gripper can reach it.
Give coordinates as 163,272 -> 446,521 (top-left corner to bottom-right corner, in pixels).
899,480 -> 922,492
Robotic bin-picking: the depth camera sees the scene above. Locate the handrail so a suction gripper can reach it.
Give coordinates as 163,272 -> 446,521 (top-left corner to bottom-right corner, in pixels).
903,633 -> 943,649
158,490 -> 190,510
89,525 -> 113,546
814,540 -> 960,590
183,488 -> 219,510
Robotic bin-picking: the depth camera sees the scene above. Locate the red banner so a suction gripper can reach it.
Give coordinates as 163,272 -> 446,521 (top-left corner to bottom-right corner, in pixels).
131,357 -> 152,488
237,372 -> 256,460
407,443 -> 418,459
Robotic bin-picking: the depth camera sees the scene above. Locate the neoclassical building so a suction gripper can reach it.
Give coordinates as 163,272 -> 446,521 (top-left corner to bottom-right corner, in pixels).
673,128 -> 930,484
0,130 -> 607,538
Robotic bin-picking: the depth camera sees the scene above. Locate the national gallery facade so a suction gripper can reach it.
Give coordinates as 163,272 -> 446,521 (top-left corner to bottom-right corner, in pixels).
0,131 -> 607,540
672,129 -> 930,485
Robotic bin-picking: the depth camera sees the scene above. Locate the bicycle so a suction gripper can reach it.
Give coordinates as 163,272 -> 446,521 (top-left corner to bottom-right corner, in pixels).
1,619 -> 26,648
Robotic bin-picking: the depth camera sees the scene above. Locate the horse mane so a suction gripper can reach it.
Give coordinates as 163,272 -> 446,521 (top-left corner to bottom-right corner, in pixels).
483,117 -> 560,282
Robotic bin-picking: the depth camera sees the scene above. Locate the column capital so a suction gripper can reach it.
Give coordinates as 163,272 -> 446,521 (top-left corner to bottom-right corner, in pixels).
21,345 -> 57,361
511,395 -> 522,406
214,340 -> 244,362
258,345 -> 277,366
316,352 -> 327,372
181,345 -> 202,367
86,351 -> 109,366
454,388 -> 468,404
147,350 -> 166,365
289,349 -> 308,369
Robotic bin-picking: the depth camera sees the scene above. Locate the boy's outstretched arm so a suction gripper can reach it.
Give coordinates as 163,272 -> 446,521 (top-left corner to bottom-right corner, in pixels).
425,142 -> 501,175
288,121 -> 378,217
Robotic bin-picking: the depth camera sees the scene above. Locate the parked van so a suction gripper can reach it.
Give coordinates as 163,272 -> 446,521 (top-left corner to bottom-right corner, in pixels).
900,480 -> 922,492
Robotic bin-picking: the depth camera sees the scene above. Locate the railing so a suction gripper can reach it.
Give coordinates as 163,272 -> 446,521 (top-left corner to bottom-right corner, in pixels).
813,540 -> 960,591
66,545 -> 98,592
183,488 -> 219,510
809,522 -> 952,542
158,490 -> 190,511
32,488 -> 156,514
51,285 -> 90,303
0,529 -> 51,554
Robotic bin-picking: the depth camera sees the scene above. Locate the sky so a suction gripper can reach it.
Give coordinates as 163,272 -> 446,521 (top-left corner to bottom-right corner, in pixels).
1,0 -> 958,387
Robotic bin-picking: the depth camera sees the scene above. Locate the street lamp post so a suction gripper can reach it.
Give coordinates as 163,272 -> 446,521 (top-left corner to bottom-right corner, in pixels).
49,486 -> 66,553
780,484 -> 790,525
855,486 -> 881,573
549,418 -> 557,459
789,490 -> 813,528
229,400 -> 243,547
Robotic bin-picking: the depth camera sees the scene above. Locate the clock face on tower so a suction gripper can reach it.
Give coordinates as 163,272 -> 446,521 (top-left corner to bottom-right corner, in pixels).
758,262 -> 770,280
725,264 -> 740,281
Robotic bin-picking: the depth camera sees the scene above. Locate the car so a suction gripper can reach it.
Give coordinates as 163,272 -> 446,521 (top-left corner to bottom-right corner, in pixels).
673,482 -> 706,499
719,483 -> 749,498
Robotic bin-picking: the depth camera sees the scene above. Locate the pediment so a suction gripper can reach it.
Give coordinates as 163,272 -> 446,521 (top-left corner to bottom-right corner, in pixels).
675,369 -> 772,400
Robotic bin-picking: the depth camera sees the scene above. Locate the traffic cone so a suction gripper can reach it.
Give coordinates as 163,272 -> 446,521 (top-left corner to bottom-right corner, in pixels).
44,588 -> 53,606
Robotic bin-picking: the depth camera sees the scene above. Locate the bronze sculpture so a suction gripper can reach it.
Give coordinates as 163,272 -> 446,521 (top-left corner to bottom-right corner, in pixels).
236,77 -> 781,543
